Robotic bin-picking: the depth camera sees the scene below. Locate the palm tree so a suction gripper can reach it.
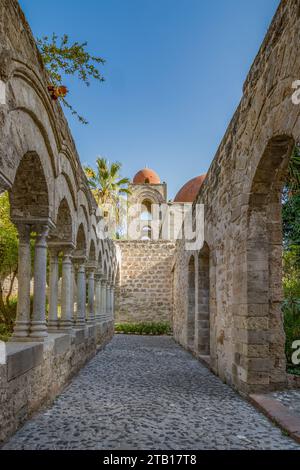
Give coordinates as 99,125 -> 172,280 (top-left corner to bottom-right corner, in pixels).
84,157 -> 131,237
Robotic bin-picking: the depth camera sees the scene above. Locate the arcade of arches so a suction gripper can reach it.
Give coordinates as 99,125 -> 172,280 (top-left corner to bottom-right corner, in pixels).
0,0 -> 300,444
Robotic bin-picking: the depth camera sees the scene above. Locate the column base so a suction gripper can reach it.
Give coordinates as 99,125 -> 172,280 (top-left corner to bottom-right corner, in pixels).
12,321 -> 30,339
48,321 -> 59,332
29,321 -> 48,339
60,321 -> 73,332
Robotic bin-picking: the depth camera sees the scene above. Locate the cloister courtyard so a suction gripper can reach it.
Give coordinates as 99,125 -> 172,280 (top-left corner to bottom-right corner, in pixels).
0,0 -> 300,452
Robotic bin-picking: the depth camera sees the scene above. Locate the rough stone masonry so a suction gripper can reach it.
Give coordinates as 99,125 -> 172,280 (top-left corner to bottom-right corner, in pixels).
115,241 -> 176,324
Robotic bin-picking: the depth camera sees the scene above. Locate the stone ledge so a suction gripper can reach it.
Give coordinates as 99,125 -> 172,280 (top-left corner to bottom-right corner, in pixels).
51,333 -> 71,356
250,393 -> 300,444
72,328 -> 85,345
6,342 -> 43,381
86,325 -> 96,338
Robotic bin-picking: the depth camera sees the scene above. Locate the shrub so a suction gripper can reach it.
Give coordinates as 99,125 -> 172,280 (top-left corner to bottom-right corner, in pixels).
115,321 -> 172,336
283,302 -> 300,375
0,295 -> 17,339
0,322 -> 12,342
282,245 -> 300,375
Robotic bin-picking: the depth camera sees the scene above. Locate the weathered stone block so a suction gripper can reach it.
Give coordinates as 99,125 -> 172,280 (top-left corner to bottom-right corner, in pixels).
6,342 -> 43,381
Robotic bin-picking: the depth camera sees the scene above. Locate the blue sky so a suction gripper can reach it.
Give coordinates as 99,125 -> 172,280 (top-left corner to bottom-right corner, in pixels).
19,0 -> 280,199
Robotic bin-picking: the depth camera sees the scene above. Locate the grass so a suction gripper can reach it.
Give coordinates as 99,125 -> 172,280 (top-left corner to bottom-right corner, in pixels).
115,321 -> 172,336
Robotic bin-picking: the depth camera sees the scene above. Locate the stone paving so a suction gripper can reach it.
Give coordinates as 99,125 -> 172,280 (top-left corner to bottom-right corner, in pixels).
271,390 -> 300,417
2,335 -> 300,450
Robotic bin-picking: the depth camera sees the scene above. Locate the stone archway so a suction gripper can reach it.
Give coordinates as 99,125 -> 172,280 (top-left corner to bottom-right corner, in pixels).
10,151 -> 50,221
9,151 -> 52,340
243,135 -> 295,391
197,243 -> 210,356
187,255 -> 196,350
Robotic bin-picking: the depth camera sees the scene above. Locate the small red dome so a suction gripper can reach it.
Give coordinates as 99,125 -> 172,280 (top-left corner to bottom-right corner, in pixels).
133,168 -> 160,184
174,174 -> 206,203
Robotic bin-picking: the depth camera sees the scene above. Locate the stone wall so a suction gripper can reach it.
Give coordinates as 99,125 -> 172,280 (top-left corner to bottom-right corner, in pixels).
115,241 -> 176,324
0,321 -> 113,444
0,0 -> 119,445
172,0 -> 300,394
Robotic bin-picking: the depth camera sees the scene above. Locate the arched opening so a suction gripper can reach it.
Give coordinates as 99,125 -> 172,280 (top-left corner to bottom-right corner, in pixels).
89,239 -> 96,262
10,152 -> 49,220
187,255 -> 196,350
74,224 -> 86,258
246,135 -> 296,390
0,190 -> 20,337
140,199 -> 152,221
197,243 -> 210,356
52,198 -> 73,244
4,152 -> 51,339
144,178 -> 150,184
103,260 -> 107,278
48,198 -> 74,327
98,251 -> 102,272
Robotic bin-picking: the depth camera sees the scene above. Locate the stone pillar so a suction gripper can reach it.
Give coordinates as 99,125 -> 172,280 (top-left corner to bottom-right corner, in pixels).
60,249 -> 73,332
70,261 -> 76,325
87,268 -> 95,324
94,273 -> 102,322
48,247 -> 59,332
76,262 -> 86,327
30,225 -> 49,339
111,284 -> 115,320
12,224 -> 31,339
101,278 -> 107,321
106,281 -> 111,319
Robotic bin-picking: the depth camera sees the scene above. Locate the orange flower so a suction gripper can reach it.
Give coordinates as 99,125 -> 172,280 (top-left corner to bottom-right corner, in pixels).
47,85 -> 68,100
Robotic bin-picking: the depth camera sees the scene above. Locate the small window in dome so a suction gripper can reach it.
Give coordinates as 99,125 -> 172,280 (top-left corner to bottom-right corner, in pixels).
145,178 -> 150,184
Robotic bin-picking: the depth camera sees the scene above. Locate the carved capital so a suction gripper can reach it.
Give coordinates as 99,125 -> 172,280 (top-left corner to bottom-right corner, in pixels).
16,223 -> 31,243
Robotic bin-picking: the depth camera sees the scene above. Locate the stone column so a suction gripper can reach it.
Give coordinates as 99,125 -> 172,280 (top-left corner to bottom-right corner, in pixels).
70,261 -> 76,325
76,261 -> 86,327
60,249 -> 73,332
87,268 -> 95,324
48,247 -> 59,332
100,278 -> 107,322
106,281 -> 111,319
12,224 -> 31,339
94,273 -> 102,322
110,283 -> 115,320
30,225 -> 49,339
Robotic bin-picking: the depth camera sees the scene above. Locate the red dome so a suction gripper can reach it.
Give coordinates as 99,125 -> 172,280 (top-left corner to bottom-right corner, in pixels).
174,174 -> 206,203
133,168 -> 160,184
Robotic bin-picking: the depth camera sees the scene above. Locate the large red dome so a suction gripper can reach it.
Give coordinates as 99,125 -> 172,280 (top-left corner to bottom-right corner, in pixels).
174,174 -> 206,203
133,168 -> 160,184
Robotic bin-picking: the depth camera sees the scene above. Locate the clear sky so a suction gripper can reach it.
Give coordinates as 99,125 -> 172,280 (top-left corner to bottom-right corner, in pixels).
19,0 -> 280,199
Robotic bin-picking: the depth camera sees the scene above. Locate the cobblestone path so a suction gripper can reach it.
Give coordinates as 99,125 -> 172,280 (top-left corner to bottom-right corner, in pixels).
3,335 -> 300,450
